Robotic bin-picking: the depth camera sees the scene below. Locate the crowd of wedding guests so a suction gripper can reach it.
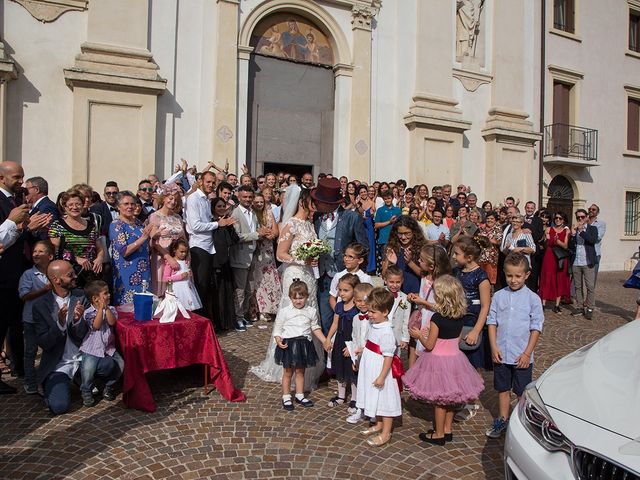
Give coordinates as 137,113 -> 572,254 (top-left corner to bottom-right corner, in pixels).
0,159 -> 606,435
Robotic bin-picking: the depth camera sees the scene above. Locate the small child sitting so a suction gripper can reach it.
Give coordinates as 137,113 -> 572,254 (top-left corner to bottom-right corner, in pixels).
79,280 -> 124,407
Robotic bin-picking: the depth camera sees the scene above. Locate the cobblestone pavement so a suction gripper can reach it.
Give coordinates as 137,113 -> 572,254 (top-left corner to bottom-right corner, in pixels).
1,272 -> 637,480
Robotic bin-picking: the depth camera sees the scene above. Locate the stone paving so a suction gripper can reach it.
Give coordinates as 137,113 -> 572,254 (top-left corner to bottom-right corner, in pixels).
0,272 -> 638,480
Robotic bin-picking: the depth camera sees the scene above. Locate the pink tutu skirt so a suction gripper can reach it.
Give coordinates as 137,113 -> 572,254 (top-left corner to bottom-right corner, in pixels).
402,338 -> 484,405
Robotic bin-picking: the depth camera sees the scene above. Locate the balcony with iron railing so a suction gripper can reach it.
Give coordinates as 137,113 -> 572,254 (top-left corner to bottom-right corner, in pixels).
543,124 -> 599,166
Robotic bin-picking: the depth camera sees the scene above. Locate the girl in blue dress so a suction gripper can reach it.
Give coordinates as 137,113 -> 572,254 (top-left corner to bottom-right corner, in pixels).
452,236 -> 492,421
356,185 -> 376,274
325,273 -> 360,408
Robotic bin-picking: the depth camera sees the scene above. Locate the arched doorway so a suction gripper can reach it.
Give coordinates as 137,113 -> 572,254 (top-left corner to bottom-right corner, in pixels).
246,13 -> 335,177
546,175 -> 574,222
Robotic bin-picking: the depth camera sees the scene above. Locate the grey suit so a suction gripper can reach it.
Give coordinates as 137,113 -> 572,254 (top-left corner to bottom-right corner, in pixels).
32,290 -> 89,414
229,206 -> 261,324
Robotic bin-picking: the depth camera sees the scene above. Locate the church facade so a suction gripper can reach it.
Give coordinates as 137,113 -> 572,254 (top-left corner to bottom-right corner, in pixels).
2,0 -> 639,270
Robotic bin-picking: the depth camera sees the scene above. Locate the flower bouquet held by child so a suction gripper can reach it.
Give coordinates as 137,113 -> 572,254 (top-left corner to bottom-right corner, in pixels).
294,239 -> 332,279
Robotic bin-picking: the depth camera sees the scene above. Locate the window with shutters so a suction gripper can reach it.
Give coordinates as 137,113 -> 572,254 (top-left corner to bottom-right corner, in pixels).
554,0 -> 575,33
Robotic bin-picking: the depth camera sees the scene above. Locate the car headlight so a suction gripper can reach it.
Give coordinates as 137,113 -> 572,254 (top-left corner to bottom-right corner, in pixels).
518,383 -> 573,454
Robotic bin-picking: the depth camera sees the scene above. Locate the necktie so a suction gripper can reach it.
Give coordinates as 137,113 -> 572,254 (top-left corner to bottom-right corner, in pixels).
7,195 -> 16,209
358,313 -> 369,320
109,207 -> 118,213
392,292 -> 398,299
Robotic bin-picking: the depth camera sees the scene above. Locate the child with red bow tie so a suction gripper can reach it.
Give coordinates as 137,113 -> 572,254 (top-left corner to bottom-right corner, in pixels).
347,282 -> 374,424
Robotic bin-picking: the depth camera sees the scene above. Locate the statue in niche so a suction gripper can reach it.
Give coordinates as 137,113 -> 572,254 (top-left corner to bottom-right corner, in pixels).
456,0 -> 484,61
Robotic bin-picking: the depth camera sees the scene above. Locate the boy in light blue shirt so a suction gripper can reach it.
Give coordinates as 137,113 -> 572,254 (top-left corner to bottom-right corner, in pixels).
485,252 -> 544,438
18,240 -> 54,394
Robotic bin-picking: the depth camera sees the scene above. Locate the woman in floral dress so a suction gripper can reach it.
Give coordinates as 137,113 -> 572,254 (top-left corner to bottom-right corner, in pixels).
109,191 -> 158,305
251,192 -> 282,321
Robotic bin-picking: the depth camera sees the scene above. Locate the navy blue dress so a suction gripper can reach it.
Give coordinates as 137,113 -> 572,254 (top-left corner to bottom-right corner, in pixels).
397,247 -> 420,295
454,266 -> 492,370
331,302 -> 359,384
364,208 -> 376,274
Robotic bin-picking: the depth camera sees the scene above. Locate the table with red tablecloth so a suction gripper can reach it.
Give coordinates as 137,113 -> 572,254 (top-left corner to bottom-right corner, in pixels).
115,309 -> 245,412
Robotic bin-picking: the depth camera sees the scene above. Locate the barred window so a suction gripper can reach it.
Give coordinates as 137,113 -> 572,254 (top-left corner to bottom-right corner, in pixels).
625,191 -> 640,236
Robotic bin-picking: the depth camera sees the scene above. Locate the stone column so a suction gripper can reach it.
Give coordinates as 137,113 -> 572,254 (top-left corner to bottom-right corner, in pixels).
403,1 -> 470,185
63,0 -> 166,189
334,63 -> 353,181
482,0 -> 540,202
236,45 -> 253,172
0,40 -> 17,162
348,5 -> 377,181
213,0 -> 240,173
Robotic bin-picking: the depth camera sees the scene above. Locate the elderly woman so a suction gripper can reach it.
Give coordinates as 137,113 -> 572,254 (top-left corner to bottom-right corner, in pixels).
147,183 -> 186,297
49,189 -> 104,287
109,191 -> 158,305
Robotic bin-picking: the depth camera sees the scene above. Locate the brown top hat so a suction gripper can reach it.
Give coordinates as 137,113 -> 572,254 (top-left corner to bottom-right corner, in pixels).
310,177 -> 345,205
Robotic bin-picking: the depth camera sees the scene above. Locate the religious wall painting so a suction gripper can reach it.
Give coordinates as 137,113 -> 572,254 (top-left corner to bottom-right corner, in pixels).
250,13 -> 334,67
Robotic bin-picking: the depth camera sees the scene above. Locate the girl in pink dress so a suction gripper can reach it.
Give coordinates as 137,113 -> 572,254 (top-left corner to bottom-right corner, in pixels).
402,275 -> 484,446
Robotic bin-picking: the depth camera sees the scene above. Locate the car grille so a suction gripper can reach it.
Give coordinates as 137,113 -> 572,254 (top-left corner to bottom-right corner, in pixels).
573,448 -> 640,480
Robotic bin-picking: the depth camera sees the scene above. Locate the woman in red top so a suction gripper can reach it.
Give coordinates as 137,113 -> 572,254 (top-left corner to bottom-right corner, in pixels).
538,211 -> 571,313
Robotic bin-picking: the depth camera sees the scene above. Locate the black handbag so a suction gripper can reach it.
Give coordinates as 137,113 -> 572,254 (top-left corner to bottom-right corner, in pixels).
552,246 -> 571,271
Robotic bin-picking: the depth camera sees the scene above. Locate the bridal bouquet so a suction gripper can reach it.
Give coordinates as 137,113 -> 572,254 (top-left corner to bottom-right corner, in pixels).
294,239 -> 332,279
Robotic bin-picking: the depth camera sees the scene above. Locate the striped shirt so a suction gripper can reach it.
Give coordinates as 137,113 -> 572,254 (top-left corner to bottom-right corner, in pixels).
79,305 -> 118,358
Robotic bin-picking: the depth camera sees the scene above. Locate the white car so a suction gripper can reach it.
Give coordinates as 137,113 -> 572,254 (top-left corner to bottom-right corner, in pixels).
504,320 -> 640,480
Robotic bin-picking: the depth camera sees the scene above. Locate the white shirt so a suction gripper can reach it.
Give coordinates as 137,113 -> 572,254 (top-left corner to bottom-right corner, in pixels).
30,196 -> 45,213
329,269 -> 373,298
53,293 -> 82,379
321,207 -> 339,231
240,206 -> 255,233
272,304 -> 320,341
185,188 -> 218,254
0,218 -> 19,250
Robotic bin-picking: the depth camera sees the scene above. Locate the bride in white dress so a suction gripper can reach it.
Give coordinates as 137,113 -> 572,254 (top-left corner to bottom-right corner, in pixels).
249,185 -> 326,389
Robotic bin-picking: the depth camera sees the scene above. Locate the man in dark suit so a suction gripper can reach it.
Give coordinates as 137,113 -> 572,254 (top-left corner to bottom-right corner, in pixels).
24,176 -> 58,242
33,260 -> 89,414
312,178 -> 368,334
0,161 -> 31,392
523,201 -> 544,291
90,181 -> 119,240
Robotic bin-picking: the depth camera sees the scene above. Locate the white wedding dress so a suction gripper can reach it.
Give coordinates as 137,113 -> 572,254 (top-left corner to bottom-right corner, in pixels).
249,216 -> 326,390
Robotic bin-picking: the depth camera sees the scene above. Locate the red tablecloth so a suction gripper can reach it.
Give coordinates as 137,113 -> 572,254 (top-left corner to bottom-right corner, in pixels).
115,310 -> 245,411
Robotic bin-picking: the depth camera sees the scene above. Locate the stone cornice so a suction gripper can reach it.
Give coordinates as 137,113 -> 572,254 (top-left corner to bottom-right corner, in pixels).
63,42 -> 166,95
452,67 -> 492,92
9,0 -> 88,23
404,93 -> 472,133
0,41 -> 17,81
482,107 -> 541,145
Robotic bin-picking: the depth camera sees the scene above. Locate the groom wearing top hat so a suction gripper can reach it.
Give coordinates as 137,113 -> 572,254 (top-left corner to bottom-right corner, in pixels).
312,178 -> 368,335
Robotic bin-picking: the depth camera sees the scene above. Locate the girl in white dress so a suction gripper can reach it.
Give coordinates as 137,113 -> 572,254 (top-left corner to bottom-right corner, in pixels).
273,280 -> 328,411
162,239 -> 202,311
356,287 -> 403,447
250,187 -> 326,389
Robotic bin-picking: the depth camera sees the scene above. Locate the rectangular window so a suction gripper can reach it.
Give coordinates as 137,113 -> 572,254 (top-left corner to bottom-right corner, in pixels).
628,98 -> 640,151
625,191 -> 640,236
554,0 -> 575,33
630,12 -> 640,52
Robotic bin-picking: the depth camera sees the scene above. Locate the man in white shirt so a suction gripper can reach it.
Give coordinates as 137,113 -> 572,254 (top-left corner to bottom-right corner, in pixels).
425,210 -> 450,248
588,203 -> 607,285
185,171 -> 235,318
